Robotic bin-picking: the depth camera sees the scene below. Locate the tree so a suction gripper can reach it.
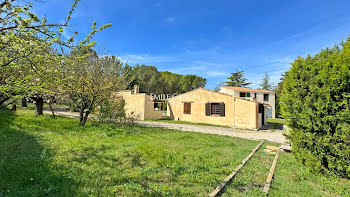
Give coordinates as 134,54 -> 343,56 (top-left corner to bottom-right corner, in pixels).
275,72 -> 287,118
159,71 -> 182,94
214,82 -> 225,91
259,72 -> 274,90
179,75 -> 206,93
0,0 -> 80,68
65,51 -> 126,126
124,65 -> 206,94
281,37 -> 350,178
225,70 -> 251,87
0,0 -> 111,114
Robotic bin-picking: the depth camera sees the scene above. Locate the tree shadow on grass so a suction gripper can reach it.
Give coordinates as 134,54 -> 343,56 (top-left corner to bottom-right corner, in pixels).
0,110 -> 79,197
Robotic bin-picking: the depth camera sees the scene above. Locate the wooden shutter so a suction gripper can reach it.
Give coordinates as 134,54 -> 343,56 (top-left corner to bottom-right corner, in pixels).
205,103 -> 210,116
184,103 -> 191,114
220,103 -> 225,116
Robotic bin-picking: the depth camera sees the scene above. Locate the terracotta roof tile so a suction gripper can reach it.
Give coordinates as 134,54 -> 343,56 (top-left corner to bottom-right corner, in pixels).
221,86 -> 274,93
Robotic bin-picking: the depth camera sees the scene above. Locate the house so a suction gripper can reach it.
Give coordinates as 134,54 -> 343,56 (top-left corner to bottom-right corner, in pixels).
219,86 -> 275,118
117,85 -> 164,120
167,88 -> 268,130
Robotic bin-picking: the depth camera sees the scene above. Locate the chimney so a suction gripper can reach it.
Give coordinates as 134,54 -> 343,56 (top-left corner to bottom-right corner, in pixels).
134,85 -> 139,94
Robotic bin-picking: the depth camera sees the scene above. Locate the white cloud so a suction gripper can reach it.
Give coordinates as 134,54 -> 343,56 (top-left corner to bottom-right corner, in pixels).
205,71 -> 228,77
120,54 -> 176,64
164,17 -> 175,24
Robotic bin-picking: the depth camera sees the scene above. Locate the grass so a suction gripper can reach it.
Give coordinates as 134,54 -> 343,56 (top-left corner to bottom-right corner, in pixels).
267,118 -> 288,125
1,108 -> 349,196
222,144 -> 350,197
270,152 -> 350,197
145,119 -> 230,128
266,118 -> 289,130
0,109 -> 257,196
222,143 -> 278,196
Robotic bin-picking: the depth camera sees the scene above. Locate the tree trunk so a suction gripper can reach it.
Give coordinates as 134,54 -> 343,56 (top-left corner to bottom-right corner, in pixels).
48,103 -> 56,118
80,111 -> 90,126
12,104 -> 16,111
34,97 -> 44,116
79,108 -> 84,126
21,98 -> 27,107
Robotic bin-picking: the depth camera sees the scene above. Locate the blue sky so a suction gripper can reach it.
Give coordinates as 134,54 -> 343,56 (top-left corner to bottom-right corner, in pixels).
35,0 -> 350,89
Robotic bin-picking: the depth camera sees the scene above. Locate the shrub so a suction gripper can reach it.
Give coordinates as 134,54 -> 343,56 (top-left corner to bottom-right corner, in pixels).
96,98 -> 126,124
281,37 -> 350,178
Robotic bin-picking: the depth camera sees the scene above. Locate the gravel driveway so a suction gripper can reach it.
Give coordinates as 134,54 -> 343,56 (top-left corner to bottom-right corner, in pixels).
137,121 -> 286,144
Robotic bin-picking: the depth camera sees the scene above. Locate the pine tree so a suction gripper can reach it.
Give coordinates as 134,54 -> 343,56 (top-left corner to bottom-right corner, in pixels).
225,70 -> 251,87
259,72 -> 274,90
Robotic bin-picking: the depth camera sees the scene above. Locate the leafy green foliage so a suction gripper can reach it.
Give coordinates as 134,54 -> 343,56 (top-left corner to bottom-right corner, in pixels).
64,54 -> 126,126
275,72 -> 287,118
0,0 -> 112,118
281,37 -> 350,178
125,64 -> 206,94
96,98 -> 126,124
226,70 -> 251,87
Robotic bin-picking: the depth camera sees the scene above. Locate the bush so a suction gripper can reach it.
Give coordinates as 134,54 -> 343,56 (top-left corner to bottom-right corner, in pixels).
96,98 -> 126,124
281,37 -> 350,178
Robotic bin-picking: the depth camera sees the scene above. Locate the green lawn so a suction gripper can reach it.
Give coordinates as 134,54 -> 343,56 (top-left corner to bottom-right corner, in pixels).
267,118 -> 288,125
145,119 -> 230,128
1,109 -> 349,196
0,109 -> 257,196
222,147 -> 350,197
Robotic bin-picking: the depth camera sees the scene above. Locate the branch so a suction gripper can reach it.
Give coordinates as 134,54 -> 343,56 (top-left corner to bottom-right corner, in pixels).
0,23 -> 67,33
0,0 -> 15,9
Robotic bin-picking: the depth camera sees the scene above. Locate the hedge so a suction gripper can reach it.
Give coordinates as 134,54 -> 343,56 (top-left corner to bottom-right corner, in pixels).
281,37 -> 350,178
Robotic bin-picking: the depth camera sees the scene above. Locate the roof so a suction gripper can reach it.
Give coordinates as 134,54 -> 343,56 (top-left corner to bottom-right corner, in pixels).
221,86 -> 274,93
169,88 -> 269,105
168,87 -> 234,100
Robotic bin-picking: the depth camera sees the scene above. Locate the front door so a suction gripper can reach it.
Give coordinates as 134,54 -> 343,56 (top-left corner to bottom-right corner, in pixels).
259,104 -> 264,125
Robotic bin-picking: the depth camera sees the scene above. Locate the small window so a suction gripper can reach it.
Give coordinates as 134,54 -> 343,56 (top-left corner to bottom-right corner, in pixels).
247,92 -> 251,97
264,94 -> 269,101
211,103 -> 221,115
240,92 -> 246,97
206,103 -> 225,116
254,93 -> 257,99
184,102 -> 191,114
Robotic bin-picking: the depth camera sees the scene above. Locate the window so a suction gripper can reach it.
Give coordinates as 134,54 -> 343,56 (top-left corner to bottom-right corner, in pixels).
254,93 -> 257,100
211,103 -> 221,115
154,102 -> 165,111
264,94 -> 269,101
240,92 -> 246,97
247,92 -> 251,97
184,102 -> 192,114
205,103 -> 225,116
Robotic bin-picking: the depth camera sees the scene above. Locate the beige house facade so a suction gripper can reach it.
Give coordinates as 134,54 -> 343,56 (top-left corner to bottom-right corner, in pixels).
167,88 -> 267,130
220,86 -> 276,118
117,86 -> 163,120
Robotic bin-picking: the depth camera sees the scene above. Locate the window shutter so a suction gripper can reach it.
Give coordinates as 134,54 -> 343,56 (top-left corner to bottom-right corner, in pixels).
205,103 -> 210,116
220,103 -> 225,116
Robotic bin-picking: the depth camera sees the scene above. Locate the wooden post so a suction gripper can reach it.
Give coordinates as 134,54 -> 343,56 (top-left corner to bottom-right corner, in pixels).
207,140 -> 264,197
263,148 -> 281,195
